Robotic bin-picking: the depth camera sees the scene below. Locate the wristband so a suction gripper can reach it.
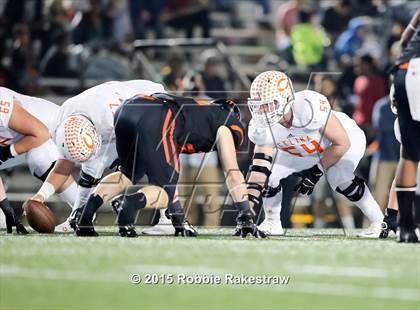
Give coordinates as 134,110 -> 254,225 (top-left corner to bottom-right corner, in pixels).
10,144 -> 18,157
37,182 -> 55,201
234,200 -> 250,212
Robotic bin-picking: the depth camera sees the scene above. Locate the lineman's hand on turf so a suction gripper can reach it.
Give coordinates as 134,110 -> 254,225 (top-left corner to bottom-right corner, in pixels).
174,222 -> 198,237
234,209 -> 267,238
0,204 -> 28,234
294,164 -> 324,195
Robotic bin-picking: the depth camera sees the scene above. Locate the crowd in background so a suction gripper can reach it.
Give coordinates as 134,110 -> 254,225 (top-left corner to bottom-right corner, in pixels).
0,0 -> 417,227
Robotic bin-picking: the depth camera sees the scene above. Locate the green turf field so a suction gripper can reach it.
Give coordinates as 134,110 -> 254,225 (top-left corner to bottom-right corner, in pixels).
1,228 -> 419,310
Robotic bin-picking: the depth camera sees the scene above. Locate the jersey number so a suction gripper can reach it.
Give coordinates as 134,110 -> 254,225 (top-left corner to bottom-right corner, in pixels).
281,140 -> 324,157
0,100 -> 11,114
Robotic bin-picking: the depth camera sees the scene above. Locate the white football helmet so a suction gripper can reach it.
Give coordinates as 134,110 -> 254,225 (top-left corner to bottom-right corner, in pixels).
248,70 -> 295,127
55,115 -> 101,163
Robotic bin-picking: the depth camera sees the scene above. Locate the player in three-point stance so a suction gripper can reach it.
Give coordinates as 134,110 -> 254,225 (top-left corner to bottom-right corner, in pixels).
0,87 -> 78,233
29,80 -> 166,232
245,71 -> 384,237
75,92 -> 265,238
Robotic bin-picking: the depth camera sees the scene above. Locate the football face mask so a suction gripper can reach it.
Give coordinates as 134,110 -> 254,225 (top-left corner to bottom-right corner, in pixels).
248,70 -> 295,128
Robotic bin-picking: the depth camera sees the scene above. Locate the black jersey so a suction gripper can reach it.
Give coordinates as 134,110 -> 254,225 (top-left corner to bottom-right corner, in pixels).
152,93 -> 245,153
396,27 -> 420,65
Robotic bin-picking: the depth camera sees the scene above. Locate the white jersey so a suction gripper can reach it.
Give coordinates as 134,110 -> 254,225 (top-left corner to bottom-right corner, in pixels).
50,80 -> 166,146
248,90 -> 361,158
0,87 -> 58,146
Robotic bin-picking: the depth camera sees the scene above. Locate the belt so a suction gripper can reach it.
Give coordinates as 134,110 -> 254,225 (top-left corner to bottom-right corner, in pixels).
399,62 -> 409,70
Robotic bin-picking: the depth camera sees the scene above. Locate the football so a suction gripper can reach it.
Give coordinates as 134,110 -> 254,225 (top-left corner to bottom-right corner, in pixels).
23,200 -> 55,234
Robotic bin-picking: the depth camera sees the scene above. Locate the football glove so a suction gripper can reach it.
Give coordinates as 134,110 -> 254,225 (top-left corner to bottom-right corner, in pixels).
0,145 -> 14,165
170,213 -> 198,237
174,221 -> 198,237
0,203 -> 28,234
379,215 -> 397,239
234,209 -> 267,238
294,164 -> 324,195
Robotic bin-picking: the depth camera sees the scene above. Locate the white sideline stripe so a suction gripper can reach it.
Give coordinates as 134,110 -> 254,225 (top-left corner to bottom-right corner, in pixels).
1,265 -> 419,302
285,265 -> 389,278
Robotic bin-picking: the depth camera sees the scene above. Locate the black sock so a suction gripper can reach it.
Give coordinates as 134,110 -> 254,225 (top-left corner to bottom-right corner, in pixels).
0,198 -> 15,233
79,194 -> 103,226
125,192 -> 146,210
168,200 -> 185,227
385,207 -> 398,220
396,189 -> 416,229
0,198 -> 12,215
117,192 -> 146,226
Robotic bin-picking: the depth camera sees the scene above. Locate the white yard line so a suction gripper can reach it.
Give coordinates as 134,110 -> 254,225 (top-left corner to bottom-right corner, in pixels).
284,264 -> 390,278
1,265 -> 419,302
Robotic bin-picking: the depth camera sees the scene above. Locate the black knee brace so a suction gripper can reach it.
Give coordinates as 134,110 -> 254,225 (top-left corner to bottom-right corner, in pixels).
78,171 -> 101,188
336,176 -> 366,202
246,153 -> 273,207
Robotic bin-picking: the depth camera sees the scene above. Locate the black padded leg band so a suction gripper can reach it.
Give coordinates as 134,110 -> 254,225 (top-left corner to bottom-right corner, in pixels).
253,153 -> 273,163
336,176 -> 365,202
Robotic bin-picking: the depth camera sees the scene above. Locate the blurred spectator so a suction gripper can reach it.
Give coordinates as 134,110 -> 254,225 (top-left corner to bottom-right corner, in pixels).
275,0 -> 306,50
163,0 -> 211,38
129,0 -> 165,39
314,75 -> 342,111
0,66 -> 11,88
107,0 -> 132,43
321,0 -> 353,42
10,23 -> 37,93
161,52 -> 187,91
73,0 -> 111,45
352,54 -> 387,141
40,30 -> 78,78
192,50 -> 227,99
83,46 -> 131,80
290,10 -> 326,68
334,17 -> 369,61
370,96 -> 399,210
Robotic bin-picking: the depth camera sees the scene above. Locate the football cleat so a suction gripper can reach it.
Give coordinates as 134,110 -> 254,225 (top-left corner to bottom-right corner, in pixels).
397,227 -> 419,243
142,211 -> 175,235
258,218 -> 285,236
357,222 -> 382,238
75,226 -> 98,237
55,219 -> 73,233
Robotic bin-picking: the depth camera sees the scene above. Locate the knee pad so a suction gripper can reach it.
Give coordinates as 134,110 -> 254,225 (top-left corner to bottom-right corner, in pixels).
78,171 -> 101,188
33,162 -> 55,182
262,182 -> 282,198
336,176 -> 365,202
